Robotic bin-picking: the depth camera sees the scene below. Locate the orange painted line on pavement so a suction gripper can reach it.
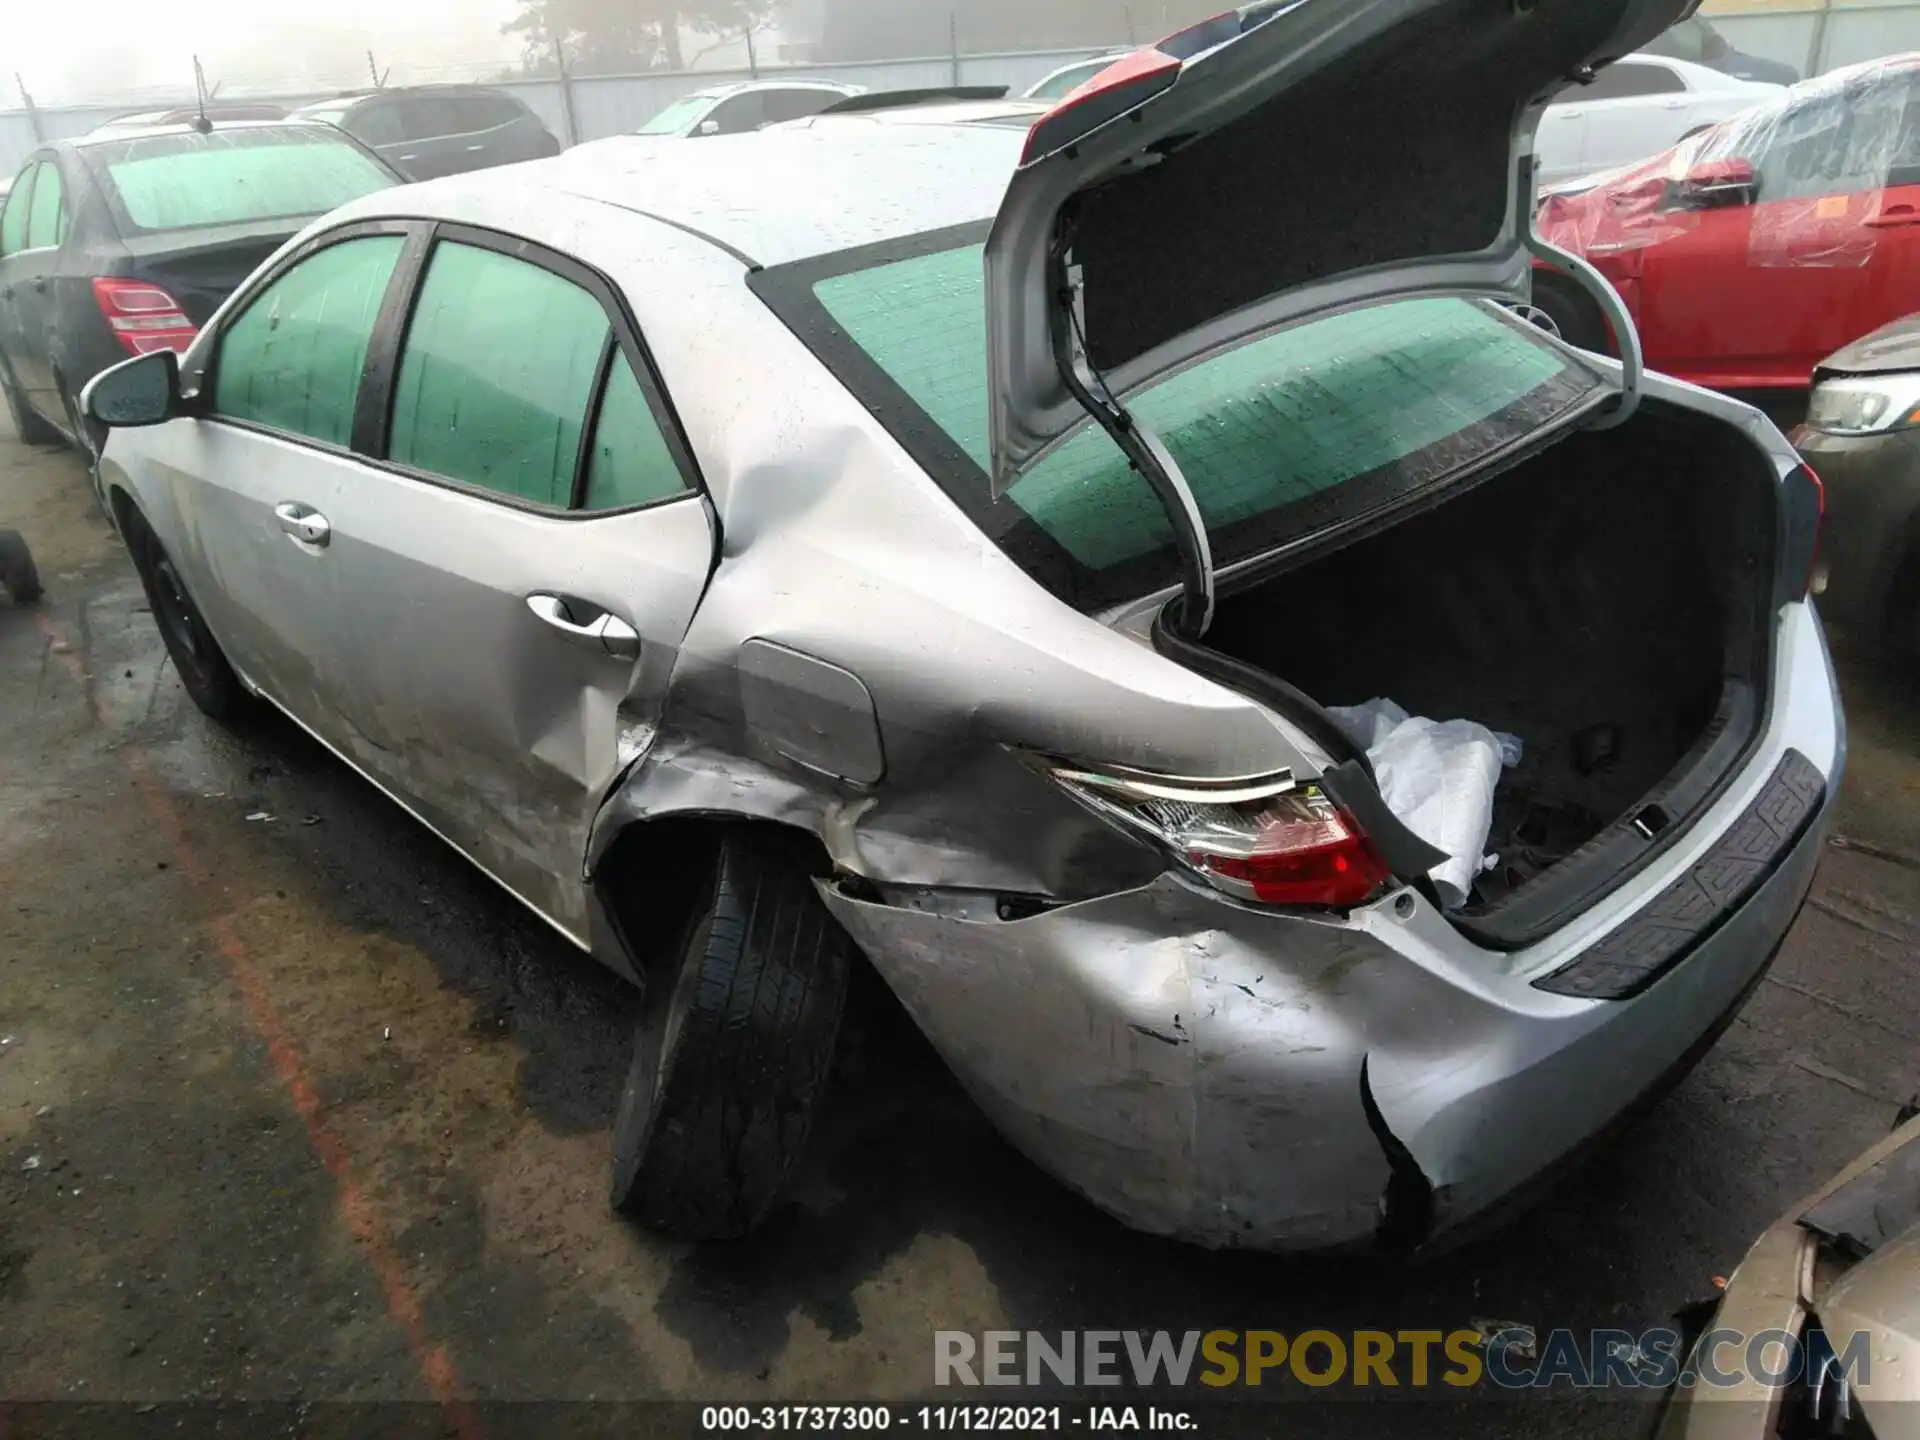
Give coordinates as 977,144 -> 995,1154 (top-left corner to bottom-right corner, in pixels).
33,612 -> 484,1440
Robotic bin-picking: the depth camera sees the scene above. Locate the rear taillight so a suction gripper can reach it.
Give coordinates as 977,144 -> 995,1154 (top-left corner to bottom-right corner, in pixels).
92,278 -> 197,356
1782,462 -> 1825,601
1044,764 -> 1392,909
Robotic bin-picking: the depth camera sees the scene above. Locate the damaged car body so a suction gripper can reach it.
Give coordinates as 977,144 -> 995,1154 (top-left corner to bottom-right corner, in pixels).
86,0 -> 1841,1252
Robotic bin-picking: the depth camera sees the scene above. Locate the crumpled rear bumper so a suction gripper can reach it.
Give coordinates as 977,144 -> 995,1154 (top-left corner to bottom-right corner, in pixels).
819,609 -> 1842,1252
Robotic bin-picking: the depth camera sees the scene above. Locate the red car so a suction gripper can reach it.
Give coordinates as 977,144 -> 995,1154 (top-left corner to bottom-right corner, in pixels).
1533,55 -> 1920,395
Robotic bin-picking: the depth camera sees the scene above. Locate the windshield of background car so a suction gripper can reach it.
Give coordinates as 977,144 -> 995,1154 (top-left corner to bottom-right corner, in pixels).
636,95 -> 715,134
92,127 -> 394,233
756,232 -> 1606,612
1027,61 -> 1111,100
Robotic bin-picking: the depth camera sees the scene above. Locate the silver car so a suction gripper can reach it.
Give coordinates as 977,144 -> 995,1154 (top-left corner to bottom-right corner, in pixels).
83,0 -> 1842,1253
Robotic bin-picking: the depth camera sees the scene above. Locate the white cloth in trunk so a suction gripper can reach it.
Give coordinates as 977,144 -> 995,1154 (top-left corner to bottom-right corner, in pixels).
1327,698 -> 1519,910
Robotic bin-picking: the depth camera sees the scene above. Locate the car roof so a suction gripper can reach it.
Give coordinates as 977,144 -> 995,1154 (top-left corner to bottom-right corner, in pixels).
683,79 -> 861,100
70,118 -> 346,151
774,98 -> 1046,128
339,122 -> 1024,268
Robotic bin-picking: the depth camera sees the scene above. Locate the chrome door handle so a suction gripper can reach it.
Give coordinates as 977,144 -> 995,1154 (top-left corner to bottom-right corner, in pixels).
274,502 -> 331,548
465,143 -> 485,152
525,593 -> 641,660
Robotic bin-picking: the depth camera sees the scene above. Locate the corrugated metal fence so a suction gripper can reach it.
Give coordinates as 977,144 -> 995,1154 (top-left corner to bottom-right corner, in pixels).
1713,1 -> 1920,75
0,48 -> 1104,178
8,4 -> 1920,178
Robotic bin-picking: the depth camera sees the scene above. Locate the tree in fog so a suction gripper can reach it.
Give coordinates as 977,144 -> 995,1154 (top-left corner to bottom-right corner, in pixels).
506,0 -> 779,73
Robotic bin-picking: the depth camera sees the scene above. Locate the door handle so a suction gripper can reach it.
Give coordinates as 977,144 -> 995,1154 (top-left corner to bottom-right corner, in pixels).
1865,205 -> 1920,229
525,593 -> 641,660
274,502 -> 331,548
30,278 -> 45,293
465,143 -> 485,152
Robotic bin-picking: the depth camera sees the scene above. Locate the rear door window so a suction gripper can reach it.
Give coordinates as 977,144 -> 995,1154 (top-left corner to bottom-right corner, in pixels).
705,93 -> 766,134
387,241 -> 610,507
212,234 -> 405,446
25,162 -> 64,249
99,128 -> 393,232
582,355 -> 689,510
767,237 -> 1598,608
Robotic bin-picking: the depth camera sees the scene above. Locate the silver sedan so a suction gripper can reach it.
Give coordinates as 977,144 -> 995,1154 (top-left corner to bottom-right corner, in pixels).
83,0 -> 1843,1252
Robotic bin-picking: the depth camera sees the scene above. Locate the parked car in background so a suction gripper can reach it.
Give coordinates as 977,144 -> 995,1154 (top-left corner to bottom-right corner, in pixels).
629,81 -> 864,138
0,121 -> 397,488
1791,313 -> 1920,655
80,0 -> 1837,1253
1642,11 -> 1800,86
1534,54 -> 1779,188
1653,1109 -> 1920,1438
761,88 -> 1039,132
290,85 -> 559,180
1021,51 -> 1131,101
1533,57 -> 1920,394
86,103 -> 290,139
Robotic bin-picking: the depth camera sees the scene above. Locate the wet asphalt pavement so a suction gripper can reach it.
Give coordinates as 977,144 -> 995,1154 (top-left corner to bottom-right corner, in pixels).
3,410 -> 1920,1439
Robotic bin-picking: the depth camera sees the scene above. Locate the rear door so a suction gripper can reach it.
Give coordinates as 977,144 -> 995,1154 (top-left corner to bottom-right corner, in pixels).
0,160 -> 35,403
0,159 -> 65,417
291,225 -> 714,938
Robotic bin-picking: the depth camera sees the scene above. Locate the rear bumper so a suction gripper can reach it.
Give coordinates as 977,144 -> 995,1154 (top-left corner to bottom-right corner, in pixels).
821,605 -> 1843,1251
1789,424 -> 1920,636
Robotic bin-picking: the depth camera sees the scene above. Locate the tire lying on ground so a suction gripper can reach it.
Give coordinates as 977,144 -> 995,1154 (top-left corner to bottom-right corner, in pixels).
0,530 -> 40,605
611,829 -> 856,1238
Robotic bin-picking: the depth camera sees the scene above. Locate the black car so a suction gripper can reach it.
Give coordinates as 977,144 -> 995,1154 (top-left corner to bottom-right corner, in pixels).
0,122 -> 398,475
1793,315 -> 1920,656
290,86 -> 561,181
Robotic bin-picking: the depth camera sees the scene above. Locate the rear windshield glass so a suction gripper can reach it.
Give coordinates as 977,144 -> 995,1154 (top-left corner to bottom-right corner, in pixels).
763,236 -> 1602,610
93,128 -> 393,233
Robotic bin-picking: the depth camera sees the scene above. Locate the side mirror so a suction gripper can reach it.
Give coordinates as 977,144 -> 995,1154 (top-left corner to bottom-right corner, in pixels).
1675,157 -> 1757,209
82,349 -> 182,428
695,118 -> 720,136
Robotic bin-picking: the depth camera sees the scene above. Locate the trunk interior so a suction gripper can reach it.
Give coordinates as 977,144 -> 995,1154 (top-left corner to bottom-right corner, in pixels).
1192,400 -> 1779,933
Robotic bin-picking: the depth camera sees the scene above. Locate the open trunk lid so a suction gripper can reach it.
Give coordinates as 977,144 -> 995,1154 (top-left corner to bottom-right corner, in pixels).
983,0 -> 1691,628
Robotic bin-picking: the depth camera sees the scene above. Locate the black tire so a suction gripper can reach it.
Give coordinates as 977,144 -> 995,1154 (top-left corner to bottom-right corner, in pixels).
2,365 -> 61,447
610,830 -> 854,1237
0,530 -> 40,605
1528,275 -> 1614,355
123,509 -> 244,721
1887,555 -> 1920,661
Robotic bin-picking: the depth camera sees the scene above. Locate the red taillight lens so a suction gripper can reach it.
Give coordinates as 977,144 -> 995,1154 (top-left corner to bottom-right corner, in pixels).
92,277 -> 197,356
1044,764 -> 1394,910
1187,804 -> 1392,908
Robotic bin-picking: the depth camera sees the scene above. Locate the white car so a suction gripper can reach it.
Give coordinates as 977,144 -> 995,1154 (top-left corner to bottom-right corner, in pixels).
1535,52 -> 1779,187
631,80 -> 865,138
1022,52 -> 1131,102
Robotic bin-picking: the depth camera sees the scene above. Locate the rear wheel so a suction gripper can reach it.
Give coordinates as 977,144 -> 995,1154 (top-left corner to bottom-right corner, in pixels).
1527,275 -> 1613,355
0,531 -> 40,605
123,509 -> 244,721
610,829 -> 854,1238
2,365 -> 60,447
